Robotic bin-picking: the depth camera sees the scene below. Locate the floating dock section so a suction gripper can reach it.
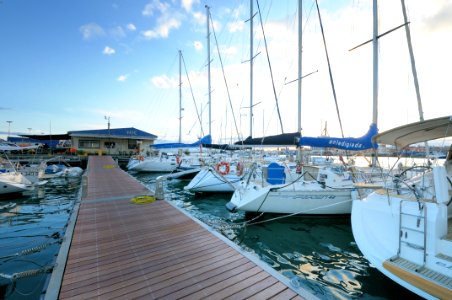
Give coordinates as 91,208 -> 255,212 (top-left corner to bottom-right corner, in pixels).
45,156 -> 314,299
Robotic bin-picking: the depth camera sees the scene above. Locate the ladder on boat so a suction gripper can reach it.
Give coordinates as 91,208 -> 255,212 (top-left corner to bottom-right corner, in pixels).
394,200 -> 427,269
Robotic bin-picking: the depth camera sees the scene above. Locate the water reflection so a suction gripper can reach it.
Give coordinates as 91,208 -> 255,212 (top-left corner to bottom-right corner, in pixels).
0,177 -> 80,300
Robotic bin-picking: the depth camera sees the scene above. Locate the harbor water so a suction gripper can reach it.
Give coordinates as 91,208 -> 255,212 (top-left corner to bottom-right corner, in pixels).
0,177 -> 81,299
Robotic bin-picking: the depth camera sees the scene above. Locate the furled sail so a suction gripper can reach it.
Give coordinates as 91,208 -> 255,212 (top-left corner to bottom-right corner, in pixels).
298,123 -> 378,150
234,132 -> 301,146
150,135 -> 212,149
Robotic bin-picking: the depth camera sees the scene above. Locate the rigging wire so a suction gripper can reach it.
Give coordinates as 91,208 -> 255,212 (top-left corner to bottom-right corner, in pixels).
180,52 -> 205,137
314,0 -> 344,139
208,9 -> 242,142
256,0 -> 284,134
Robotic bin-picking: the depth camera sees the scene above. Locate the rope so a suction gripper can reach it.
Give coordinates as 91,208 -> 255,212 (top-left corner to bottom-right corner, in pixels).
208,10 -> 242,142
0,266 -> 53,298
256,0 -> 284,133
181,52 -> 204,137
0,235 -> 61,260
130,195 -> 155,205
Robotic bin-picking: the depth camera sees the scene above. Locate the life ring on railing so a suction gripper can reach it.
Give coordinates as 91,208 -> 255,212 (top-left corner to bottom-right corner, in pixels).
216,161 -> 230,175
176,156 -> 181,165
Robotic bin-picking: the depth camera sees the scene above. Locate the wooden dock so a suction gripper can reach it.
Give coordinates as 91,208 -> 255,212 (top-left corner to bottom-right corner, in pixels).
45,156 -> 314,299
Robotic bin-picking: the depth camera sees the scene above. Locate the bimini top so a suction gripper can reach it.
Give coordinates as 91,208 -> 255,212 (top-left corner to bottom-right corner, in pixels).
373,116 -> 452,149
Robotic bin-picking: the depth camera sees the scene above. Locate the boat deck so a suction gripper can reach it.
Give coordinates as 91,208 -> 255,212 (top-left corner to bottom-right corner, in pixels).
45,156 -> 310,299
384,256 -> 452,299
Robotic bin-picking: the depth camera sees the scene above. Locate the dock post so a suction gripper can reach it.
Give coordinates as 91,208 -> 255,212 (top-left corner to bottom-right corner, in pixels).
155,176 -> 165,200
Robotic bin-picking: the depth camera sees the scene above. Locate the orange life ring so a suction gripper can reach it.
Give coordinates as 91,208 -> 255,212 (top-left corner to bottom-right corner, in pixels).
216,161 -> 230,175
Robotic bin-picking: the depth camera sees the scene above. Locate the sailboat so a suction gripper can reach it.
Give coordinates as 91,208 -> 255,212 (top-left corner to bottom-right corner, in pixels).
352,116 -> 452,299
126,135 -> 212,173
184,3 -> 255,193
127,50 -> 213,173
226,0 -> 379,215
351,1 -> 452,298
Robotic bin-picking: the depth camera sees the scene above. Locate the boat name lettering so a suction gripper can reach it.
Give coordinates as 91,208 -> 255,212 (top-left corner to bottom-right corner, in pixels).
126,130 -> 137,136
292,195 -> 336,200
328,139 -> 364,150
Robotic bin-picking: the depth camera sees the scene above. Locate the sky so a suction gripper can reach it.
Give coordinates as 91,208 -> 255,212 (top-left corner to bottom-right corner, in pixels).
0,0 -> 451,145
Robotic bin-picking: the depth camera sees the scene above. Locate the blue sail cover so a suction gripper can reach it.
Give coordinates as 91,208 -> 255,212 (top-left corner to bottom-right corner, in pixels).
299,123 -> 378,150
150,135 -> 212,149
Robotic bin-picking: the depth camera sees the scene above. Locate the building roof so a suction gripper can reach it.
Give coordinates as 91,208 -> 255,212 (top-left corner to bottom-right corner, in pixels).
19,134 -> 71,141
68,127 -> 157,140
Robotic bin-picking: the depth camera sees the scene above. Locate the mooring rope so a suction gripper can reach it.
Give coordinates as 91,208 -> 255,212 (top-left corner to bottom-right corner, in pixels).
0,237 -> 62,260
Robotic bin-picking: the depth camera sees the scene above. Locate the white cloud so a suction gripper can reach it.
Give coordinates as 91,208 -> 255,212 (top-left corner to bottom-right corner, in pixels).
219,45 -> 237,58
79,23 -> 105,40
110,26 -> 126,39
142,0 -> 169,16
142,17 -> 181,39
103,46 -> 116,55
192,11 -> 205,25
127,23 -> 136,31
117,74 -> 129,82
228,21 -> 244,33
151,75 -> 178,88
182,0 -> 199,13
194,40 -> 203,51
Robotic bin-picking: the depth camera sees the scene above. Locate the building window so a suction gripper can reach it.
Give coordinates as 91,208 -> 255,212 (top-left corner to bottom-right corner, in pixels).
79,140 -> 100,149
104,141 -> 115,149
128,140 -> 139,150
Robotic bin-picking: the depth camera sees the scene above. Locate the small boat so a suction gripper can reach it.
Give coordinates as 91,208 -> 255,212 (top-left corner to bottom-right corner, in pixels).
38,158 -> 83,179
184,161 -> 245,193
127,152 -> 185,173
0,171 -> 34,196
351,116 -> 452,299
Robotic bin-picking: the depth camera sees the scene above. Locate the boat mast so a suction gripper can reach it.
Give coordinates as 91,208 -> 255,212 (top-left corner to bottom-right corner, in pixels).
206,5 -> 212,138
249,0 -> 254,138
400,0 -> 428,155
178,50 -> 182,143
296,0 -> 303,163
372,0 -> 378,127
298,0 -> 302,134
401,0 -> 423,122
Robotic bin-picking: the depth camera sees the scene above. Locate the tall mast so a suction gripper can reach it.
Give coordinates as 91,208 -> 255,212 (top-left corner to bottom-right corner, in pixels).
401,0 -> 423,121
206,5 -> 212,137
372,0 -> 378,126
298,0 -> 302,133
178,50 -> 182,143
249,0 -> 254,138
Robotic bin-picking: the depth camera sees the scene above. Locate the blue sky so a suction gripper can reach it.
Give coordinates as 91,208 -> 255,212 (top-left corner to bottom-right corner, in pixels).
1,0 -> 451,144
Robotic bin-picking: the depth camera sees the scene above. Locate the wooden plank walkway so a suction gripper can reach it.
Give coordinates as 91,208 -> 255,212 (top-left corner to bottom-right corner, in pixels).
45,156 -> 314,299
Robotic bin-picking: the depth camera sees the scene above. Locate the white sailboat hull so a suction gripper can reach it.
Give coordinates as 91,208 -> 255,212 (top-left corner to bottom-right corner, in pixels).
0,172 -> 34,195
351,166 -> 452,299
127,157 -> 178,172
227,181 -> 353,214
184,167 -> 242,193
